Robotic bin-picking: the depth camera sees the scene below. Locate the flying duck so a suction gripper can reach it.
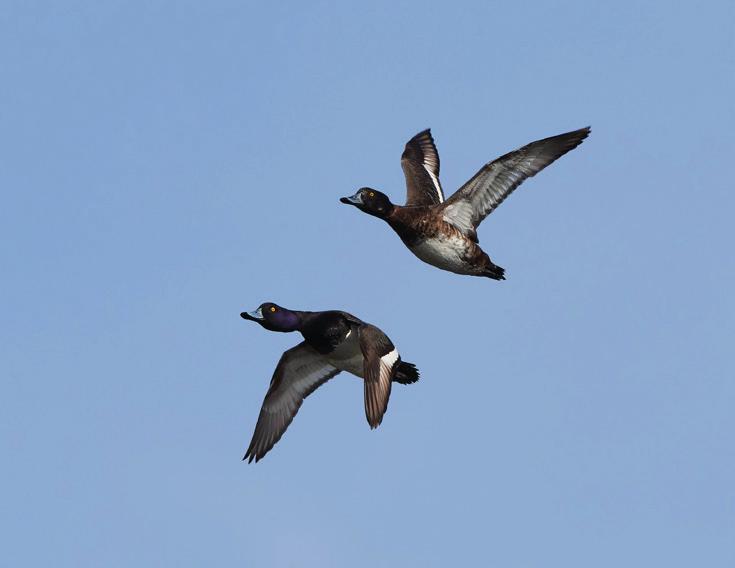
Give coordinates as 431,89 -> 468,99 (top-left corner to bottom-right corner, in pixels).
340,127 -> 590,279
239,303 -> 420,462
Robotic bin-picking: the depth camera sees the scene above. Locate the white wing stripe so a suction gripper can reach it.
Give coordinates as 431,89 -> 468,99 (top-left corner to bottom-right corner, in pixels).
380,348 -> 399,369
425,167 -> 444,202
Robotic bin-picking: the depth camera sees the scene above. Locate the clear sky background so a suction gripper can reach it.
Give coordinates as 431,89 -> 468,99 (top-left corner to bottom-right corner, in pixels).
2,1 -> 734,566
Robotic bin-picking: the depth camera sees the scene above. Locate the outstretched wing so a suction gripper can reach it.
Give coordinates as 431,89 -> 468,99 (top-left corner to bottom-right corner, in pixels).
401,129 -> 445,206
244,342 -> 341,463
359,325 -> 399,429
442,127 -> 590,237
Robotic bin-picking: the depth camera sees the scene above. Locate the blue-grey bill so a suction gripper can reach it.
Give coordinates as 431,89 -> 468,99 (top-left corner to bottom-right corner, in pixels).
340,192 -> 363,205
246,307 -> 264,320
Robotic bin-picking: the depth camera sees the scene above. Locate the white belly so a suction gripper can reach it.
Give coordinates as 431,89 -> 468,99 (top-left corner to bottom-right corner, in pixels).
325,329 -> 364,377
411,235 -> 470,273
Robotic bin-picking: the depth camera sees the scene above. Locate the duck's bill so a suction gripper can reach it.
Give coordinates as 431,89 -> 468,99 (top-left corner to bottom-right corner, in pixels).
240,307 -> 264,321
340,192 -> 363,205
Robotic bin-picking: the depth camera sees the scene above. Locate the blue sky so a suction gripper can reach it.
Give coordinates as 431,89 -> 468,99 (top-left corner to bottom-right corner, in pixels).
2,1 -> 734,566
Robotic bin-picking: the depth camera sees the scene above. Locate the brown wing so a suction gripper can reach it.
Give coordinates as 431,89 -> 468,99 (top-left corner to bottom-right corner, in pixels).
244,342 -> 341,463
442,127 -> 590,235
401,129 -> 445,206
359,325 -> 399,429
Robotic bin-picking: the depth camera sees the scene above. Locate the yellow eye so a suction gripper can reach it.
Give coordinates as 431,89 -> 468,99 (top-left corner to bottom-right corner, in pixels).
270,306 -> 276,313
369,192 -> 375,197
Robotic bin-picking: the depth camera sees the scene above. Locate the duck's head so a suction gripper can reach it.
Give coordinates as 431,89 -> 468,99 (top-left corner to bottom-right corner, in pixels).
240,302 -> 301,332
340,187 -> 394,218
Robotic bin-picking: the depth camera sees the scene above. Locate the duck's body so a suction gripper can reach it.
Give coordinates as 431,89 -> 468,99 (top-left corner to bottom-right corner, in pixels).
322,325 -> 373,377
387,205 -> 504,277
240,304 -> 419,462
299,310 -> 408,379
341,126 -> 590,279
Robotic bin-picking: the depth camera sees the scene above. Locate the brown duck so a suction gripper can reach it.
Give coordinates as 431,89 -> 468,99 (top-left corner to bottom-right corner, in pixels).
341,126 -> 590,279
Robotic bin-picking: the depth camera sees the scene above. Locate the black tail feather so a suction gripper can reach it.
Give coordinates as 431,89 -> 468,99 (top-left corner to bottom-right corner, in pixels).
394,361 -> 420,385
484,263 -> 505,280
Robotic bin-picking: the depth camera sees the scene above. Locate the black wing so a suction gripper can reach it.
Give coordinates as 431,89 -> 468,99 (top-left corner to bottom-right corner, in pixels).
442,127 -> 590,236
359,325 -> 400,429
401,129 -> 445,206
244,342 -> 341,463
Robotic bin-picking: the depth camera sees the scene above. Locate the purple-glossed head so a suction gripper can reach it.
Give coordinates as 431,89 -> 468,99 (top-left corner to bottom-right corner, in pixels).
240,302 -> 301,332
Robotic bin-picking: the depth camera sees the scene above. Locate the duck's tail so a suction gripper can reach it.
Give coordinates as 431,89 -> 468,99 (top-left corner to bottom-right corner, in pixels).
483,262 -> 506,280
394,361 -> 420,384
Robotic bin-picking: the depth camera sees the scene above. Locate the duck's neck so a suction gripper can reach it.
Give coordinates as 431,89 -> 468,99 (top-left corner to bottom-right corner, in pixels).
377,202 -> 397,221
270,309 -> 306,333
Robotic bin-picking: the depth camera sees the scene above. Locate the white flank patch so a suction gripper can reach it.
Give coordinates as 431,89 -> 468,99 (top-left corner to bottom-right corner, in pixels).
325,329 -> 364,377
411,234 -> 471,273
